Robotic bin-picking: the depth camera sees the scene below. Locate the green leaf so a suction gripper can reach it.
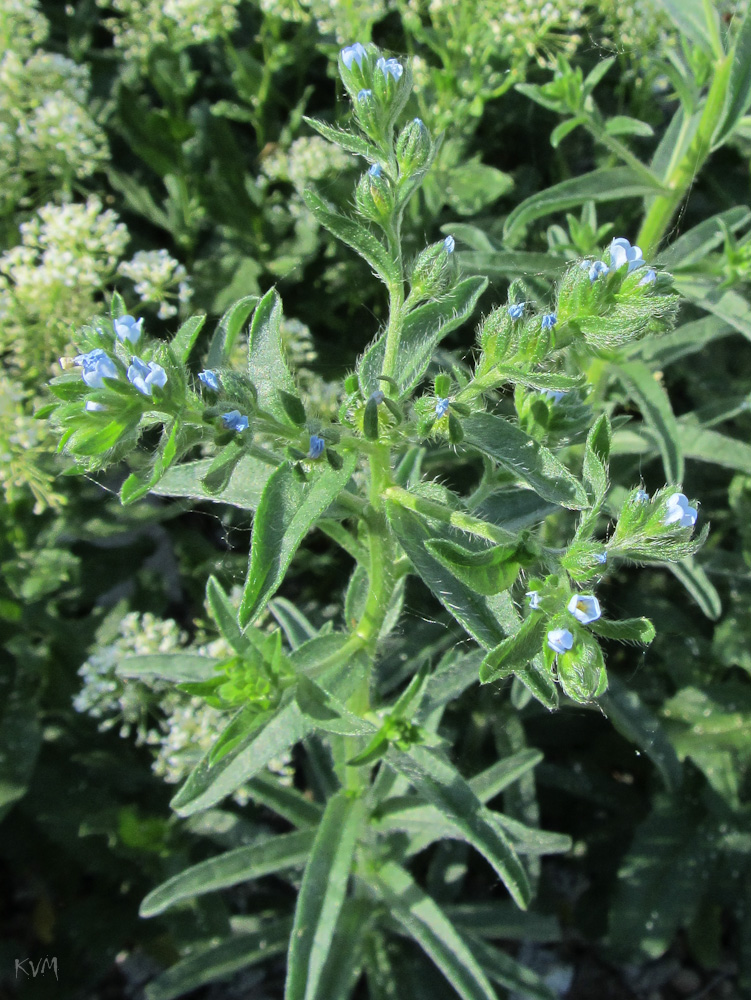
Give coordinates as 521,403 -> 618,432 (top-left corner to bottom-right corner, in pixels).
631,315 -> 734,367
656,207 -> 751,269
582,413 -> 611,504
479,615 -> 547,683
371,861 -> 500,1000
448,902 -> 560,942
604,115 -> 654,138
426,538 -> 522,595
152,453 -> 278,510
121,420 -> 181,504
668,557 -> 722,620
206,576 -> 249,655
494,367 -> 585,393
714,5 -> 751,146
445,160 -> 514,215
268,597 -> 317,649
674,275 -> 751,341
503,168 -> 663,245
387,743 -> 531,908
550,116 -> 585,148
649,0 -> 716,54
246,772 -> 323,828
239,455 -> 355,627
303,116 -> 377,159
588,617 -> 655,643
285,792 -> 365,1000
295,676 -> 376,736
247,288 -> 301,425
459,250 -> 567,280
303,188 -> 398,287
463,412 -> 589,510
140,829 -> 315,917
116,654 -> 220,683
615,360 -> 683,482
676,423 -> 751,476
600,676 -> 682,792
207,295 -> 258,368
309,899 -> 372,1000
358,278 -> 488,397
465,936 -> 556,1000
145,920 -> 291,1000
170,314 -> 206,364
201,437 -> 245,495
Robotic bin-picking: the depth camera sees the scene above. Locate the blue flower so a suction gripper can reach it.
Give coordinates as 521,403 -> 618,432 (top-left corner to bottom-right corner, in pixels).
85,401 -> 106,412
634,488 -> 649,503
127,356 -> 167,396
508,303 -> 525,321
567,594 -> 601,624
307,434 -> 325,459
376,56 -> 403,81
443,235 -> 455,254
114,314 -> 143,344
638,268 -> 657,286
595,551 -> 607,565
588,260 -> 609,283
547,628 -> 574,654
357,88 -> 373,101
526,590 -> 541,610
609,237 -> 645,273
221,410 -> 249,432
369,390 -> 385,404
541,313 -> 557,331
542,389 -> 566,403
341,43 -> 367,69
663,492 -> 697,528
369,163 -> 382,178
75,348 -> 118,388
198,369 -> 220,391
435,397 -> 450,417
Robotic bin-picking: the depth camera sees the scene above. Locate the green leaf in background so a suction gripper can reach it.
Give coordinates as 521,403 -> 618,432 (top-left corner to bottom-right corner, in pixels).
207,295 -> 259,368
247,288 -> 302,425
615,360 -> 684,482
465,936 -> 556,1000
463,412 -> 589,509
116,654 -> 221,683
152,453 -> 278,509
239,454 -> 355,627
655,207 -> 751,269
503,168 -> 663,245
674,276 -> 751,341
303,116 -> 378,159
631,315 -> 735,367
285,792 -> 365,1000
604,115 -> 654,138
458,250 -> 567,280
649,0 -> 718,55
169,313 -> 206,364
295,676 -> 376,736
0,701 -> 41,824
713,3 -> 751,148
445,160 -> 514,215
667,557 -> 722,620
140,829 -> 315,917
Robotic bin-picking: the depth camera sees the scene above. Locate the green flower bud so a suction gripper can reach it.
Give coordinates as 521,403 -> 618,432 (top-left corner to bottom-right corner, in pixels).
355,164 -> 394,224
409,239 -> 454,300
396,118 -> 433,178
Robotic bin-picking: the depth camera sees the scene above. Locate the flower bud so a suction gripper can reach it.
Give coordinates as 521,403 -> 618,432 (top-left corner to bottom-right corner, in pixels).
409,239 -> 454,300
396,118 -> 433,178
355,164 -> 394,224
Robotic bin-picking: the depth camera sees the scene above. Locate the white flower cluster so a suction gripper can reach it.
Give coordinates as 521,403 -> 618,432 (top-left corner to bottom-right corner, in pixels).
262,136 -> 352,192
118,249 -> 193,319
0,27 -> 108,208
0,377 -> 65,511
259,0 -> 388,42
0,197 -> 129,376
74,610 -> 294,797
97,0 -> 242,64
0,0 -> 48,60
279,316 -> 340,419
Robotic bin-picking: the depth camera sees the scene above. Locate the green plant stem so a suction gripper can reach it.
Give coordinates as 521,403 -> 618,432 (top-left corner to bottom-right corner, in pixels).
636,55 -> 732,256
380,222 -> 405,387
383,485 -> 516,544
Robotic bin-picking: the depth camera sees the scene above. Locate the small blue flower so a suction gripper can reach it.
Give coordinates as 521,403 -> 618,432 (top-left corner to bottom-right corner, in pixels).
75,348 -> 118,388
508,303 -> 525,321
663,493 -> 697,528
435,397 -> 450,417
609,237 -> 645,273
595,551 -> 608,565
369,163 -> 382,178
547,628 -> 574,654
114,314 -> 143,344
307,434 -> 325,460
634,488 -> 650,503
526,590 -> 541,610
341,43 -> 367,69
221,410 -> 249,433
85,400 -> 106,412
638,268 -> 657,286
443,235 -> 455,254
541,313 -> 557,331
127,356 -> 167,396
588,260 -> 609,283
542,389 -> 566,404
369,390 -> 385,404
567,593 -> 601,624
357,88 -> 373,101
376,56 -> 403,81
198,369 -> 220,391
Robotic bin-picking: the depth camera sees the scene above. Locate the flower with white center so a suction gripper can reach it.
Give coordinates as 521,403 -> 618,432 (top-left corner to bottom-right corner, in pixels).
526,590 -> 541,610
114,315 -> 143,344
508,303 -> 524,320
609,237 -> 645,273
198,370 -> 220,391
443,235 -> 455,253
435,397 -> 450,417
376,56 -> 403,80
567,593 -> 601,624
547,628 -> 574,654
588,260 -> 609,282
663,492 -> 697,528
221,410 -> 248,433
127,357 -> 167,396
541,313 -> 557,331
638,268 -> 657,286
341,43 -> 367,69
75,348 -> 118,388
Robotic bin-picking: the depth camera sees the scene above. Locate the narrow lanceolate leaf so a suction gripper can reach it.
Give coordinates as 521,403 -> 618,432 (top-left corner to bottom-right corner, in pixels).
303,189 -> 398,287
463,412 -> 589,509
426,538 -> 522,596
247,288 -> 301,425
668,557 -> 722,620
206,576 -> 250,656
152,453 -> 277,510
358,277 -> 487,396
120,420 -> 181,504
588,617 -> 655,644
308,899 -> 372,1000
714,3 -> 751,147
303,116 -> 377,159
140,829 -> 314,917
170,313 -> 206,364
372,862 -> 500,1000
246,772 -> 323,828
503,168 -> 663,245
387,743 -> 531,909
207,295 -> 258,368
479,615 -> 547,684
674,276 -> 751,341
239,455 -> 355,627
145,920 -> 291,1000
655,207 -> 751,270
649,0 -> 717,55
286,792 -> 365,1000
616,360 -> 683,482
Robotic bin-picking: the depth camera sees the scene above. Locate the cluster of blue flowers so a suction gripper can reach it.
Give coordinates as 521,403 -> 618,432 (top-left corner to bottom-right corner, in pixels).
582,237 -> 657,287
73,315 -> 167,400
